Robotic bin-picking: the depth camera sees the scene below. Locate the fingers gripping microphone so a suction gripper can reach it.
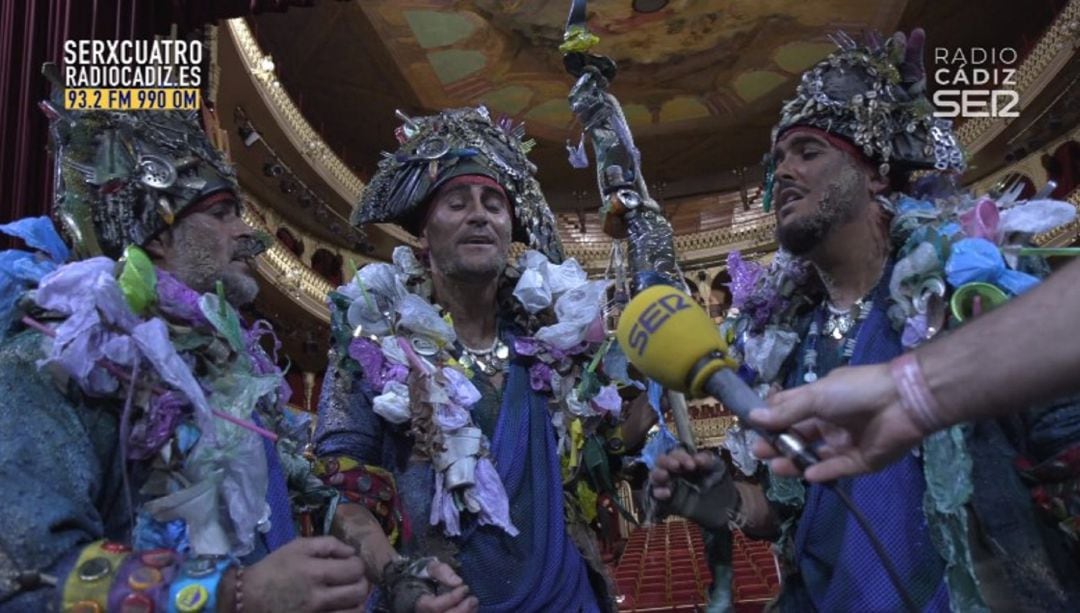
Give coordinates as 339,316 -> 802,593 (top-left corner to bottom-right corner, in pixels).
617,286 -> 921,613
615,285 -> 819,471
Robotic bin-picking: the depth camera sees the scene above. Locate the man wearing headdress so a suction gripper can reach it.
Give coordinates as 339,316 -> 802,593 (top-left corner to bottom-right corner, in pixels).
648,29 -> 1080,611
316,106 -> 656,612
0,99 -> 367,611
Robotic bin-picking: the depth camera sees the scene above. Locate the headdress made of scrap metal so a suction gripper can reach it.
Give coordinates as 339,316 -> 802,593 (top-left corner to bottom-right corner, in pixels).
353,106 -> 565,263
42,82 -> 239,259
765,29 -> 966,211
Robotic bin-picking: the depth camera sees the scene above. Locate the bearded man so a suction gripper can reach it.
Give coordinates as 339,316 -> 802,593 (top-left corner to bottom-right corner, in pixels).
0,103 -> 367,611
649,30 -> 1080,612
316,106 -> 656,612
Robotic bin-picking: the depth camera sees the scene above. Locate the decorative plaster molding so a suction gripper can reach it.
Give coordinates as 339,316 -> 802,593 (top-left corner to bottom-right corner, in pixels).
224,18 -> 417,247
562,215 -> 777,271
242,198 -> 332,323
969,125 -> 1080,195
955,0 -> 1080,152
1035,188 -> 1080,246
254,200 -> 375,271
691,415 -> 740,448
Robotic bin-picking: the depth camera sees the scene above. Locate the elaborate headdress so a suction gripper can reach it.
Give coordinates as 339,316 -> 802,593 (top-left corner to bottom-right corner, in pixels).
766,30 -> 966,209
353,106 -> 565,263
43,91 -> 240,259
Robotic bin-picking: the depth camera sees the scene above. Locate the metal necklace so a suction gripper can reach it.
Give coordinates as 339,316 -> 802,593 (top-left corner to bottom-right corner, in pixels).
456,335 -> 510,376
819,256 -> 889,341
803,298 -> 874,383
822,298 -> 874,341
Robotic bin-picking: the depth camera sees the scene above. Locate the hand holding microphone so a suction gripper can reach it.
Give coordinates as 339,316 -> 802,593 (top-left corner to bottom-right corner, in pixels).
749,363 -> 928,482
615,285 -> 821,471
616,287 -> 923,613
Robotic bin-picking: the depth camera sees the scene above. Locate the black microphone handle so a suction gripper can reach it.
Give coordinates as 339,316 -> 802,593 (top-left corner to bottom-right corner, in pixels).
699,366 -> 820,471
695,365 -> 920,612
699,367 -> 764,422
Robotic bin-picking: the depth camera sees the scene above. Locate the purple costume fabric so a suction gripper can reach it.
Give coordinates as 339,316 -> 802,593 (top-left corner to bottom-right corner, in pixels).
316,338 -> 603,612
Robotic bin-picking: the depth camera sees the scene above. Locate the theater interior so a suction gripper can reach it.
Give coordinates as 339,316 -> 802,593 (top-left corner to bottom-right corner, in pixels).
3,0 -> 1080,610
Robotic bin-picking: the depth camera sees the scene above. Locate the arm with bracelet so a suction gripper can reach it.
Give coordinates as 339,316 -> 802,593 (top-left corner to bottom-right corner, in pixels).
753,253 -> 1080,483
0,333 -> 239,613
0,325 -> 366,613
315,348 -> 473,613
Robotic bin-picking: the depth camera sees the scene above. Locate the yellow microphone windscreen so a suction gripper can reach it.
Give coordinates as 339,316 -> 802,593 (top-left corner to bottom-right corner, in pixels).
615,285 -> 728,394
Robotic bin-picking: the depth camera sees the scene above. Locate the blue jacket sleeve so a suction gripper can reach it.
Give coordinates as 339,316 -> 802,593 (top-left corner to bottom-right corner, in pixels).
314,349 -> 384,466
0,332 -> 126,609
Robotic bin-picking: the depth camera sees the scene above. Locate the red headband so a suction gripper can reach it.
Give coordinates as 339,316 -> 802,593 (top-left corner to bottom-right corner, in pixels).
779,126 -> 875,171
184,190 -> 238,217
436,174 -> 507,199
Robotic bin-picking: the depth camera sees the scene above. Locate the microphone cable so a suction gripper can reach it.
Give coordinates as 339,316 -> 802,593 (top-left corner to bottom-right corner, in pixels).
612,287 -> 924,612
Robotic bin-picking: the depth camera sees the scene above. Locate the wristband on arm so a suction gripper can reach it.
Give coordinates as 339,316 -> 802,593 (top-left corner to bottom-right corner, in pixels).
889,353 -> 946,435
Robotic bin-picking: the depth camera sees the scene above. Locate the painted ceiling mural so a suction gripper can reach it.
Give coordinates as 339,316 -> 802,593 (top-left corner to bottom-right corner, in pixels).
249,0 -> 1067,210
357,0 -> 908,140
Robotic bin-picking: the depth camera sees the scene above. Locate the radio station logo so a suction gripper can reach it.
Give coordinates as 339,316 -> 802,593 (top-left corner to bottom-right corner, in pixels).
933,47 -> 1019,118
625,292 -> 691,356
62,40 -> 203,111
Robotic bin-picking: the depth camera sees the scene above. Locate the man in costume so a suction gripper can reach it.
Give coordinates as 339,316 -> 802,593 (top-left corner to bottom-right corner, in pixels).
316,106 -> 657,612
0,100 -> 367,611
649,29 -> 1080,611
752,253 -> 1080,482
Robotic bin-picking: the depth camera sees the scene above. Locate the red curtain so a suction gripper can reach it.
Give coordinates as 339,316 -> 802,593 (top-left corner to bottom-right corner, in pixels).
0,0 -> 316,237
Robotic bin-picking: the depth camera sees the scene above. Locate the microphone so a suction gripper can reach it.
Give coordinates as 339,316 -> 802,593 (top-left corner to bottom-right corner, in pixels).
615,285 -> 819,470
616,286 -> 922,613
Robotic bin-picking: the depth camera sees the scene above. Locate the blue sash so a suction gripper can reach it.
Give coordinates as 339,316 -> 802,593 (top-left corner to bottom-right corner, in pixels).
791,281 -> 949,611
455,361 -> 601,612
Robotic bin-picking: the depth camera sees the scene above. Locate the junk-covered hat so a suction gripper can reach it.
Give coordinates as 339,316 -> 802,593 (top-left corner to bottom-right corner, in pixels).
353,106 -> 564,263
766,30 -> 966,210
43,87 -> 240,259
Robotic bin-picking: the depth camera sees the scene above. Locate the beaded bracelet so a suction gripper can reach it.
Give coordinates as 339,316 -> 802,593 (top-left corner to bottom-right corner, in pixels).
889,353 -> 946,434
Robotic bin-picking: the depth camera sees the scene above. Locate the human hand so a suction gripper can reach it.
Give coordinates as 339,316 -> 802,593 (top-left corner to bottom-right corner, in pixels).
619,393 -> 660,450
649,449 -> 717,501
230,536 -> 369,612
749,363 -> 928,482
414,560 -> 478,613
648,449 -> 737,531
894,28 -> 927,93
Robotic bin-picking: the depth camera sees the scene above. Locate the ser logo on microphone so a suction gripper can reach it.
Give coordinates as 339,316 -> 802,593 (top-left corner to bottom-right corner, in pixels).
626,292 -> 690,356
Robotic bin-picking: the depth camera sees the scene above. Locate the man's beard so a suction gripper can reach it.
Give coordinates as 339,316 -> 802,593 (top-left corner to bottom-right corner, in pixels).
218,267 -> 259,306
432,245 -> 508,285
170,227 -> 259,306
776,160 -> 866,256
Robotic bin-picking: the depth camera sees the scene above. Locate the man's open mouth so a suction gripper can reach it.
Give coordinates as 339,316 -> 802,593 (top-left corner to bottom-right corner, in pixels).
778,187 -> 807,212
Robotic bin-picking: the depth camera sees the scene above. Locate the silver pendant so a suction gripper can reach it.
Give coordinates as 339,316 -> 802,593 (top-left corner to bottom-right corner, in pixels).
824,312 -> 854,340
803,371 -> 818,383
474,359 -> 495,376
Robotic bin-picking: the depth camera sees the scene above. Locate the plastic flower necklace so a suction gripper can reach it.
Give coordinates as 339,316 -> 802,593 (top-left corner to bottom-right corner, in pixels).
328,246 -> 639,537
